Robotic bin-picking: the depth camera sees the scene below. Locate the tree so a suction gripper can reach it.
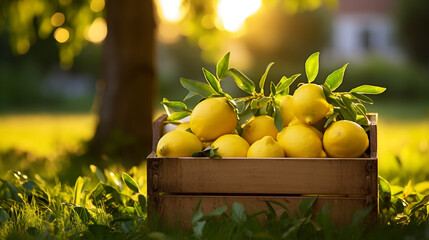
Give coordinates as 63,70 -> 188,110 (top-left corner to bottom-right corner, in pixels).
396,0 -> 429,66
90,0 -> 155,162
0,0 -> 332,165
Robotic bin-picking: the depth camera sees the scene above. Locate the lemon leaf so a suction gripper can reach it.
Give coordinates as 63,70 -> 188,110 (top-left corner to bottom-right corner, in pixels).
270,82 -> 276,96
161,98 -> 190,113
274,105 -> 283,132
216,52 -> 230,80
276,74 -> 300,94
350,92 -> 374,104
228,68 -> 256,94
350,85 -> 386,94
180,78 -> 217,98
166,111 -> 191,121
202,68 -> 223,94
305,52 -> 319,83
259,62 -> 275,93
325,63 -> 348,91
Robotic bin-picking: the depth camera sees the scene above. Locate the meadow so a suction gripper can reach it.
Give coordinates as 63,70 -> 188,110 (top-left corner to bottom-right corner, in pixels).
0,106 -> 429,239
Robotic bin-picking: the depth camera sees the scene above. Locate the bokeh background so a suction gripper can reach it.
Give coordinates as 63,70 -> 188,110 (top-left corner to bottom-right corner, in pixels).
0,0 -> 428,185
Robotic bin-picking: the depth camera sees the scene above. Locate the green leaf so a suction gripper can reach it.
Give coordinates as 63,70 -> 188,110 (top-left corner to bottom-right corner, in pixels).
90,165 -> 106,183
73,177 -> 86,206
138,194 -> 147,213
74,206 -> 94,224
216,52 -> 230,80
228,68 -> 256,94
305,52 -> 319,83
350,85 -> 386,94
350,92 -> 374,104
166,111 -> 191,121
340,95 -> 357,121
274,105 -> 283,132
351,205 -> 373,226
264,200 -> 276,221
191,210 -> 204,225
270,82 -> 276,96
231,202 -> 247,223
299,197 -> 317,217
180,78 -> 217,98
122,172 -> 139,194
184,92 -> 196,101
209,205 -> 227,216
0,209 -> 8,224
379,176 -> 392,210
161,98 -> 190,113
259,62 -> 274,93
276,74 -> 300,94
193,220 -> 206,238
193,198 -> 202,214
324,113 -> 338,128
202,68 -> 223,94
325,63 -> 348,91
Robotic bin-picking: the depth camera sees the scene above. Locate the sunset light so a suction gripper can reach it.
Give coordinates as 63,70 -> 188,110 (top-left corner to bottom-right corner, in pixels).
216,0 -> 262,32
157,0 -> 186,22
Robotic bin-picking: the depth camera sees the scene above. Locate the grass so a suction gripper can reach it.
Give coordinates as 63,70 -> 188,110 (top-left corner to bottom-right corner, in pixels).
1,108 -> 429,239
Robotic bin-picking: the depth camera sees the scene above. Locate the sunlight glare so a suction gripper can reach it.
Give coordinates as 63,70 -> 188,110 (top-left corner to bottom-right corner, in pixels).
85,17 -> 108,44
157,0 -> 185,22
217,0 -> 262,32
54,28 -> 70,43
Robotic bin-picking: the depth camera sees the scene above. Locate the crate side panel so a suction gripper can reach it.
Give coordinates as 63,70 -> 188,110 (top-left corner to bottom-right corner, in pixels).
157,158 -> 374,195
158,195 -> 367,228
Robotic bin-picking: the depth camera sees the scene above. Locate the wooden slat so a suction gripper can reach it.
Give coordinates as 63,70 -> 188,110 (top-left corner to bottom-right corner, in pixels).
153,157 -> 376,195
152,114 -> 167,153
158,195 -> 368,228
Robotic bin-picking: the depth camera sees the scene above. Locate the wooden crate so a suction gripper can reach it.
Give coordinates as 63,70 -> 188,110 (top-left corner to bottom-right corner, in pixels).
147,114 -> 378,227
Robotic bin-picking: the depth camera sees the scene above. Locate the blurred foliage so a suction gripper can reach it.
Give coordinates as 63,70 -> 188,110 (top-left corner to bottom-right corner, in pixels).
323,58 -> 429,102
396,0 -> 429,66
0,33 -> 99,112
0,0 -> 103,68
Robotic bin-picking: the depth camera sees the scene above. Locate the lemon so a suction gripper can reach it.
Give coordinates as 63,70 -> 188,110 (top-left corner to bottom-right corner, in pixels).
292,84 -> 330,125
157,130 -> 203,157
247,136 -> 284,158
277,125 -> 324,158
242,115 -> 278,145
288,117 -> 323,140
323,120 -> 369,158
175,122 -> 190,131
212,134 -> 249,157
280,95 -> 294,127
190,97 -> 237,141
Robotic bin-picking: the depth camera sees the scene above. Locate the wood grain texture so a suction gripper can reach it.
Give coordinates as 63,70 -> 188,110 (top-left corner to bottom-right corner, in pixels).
155,157 -> 375,195
158,195 -> 368,228
147,114 -> 379,227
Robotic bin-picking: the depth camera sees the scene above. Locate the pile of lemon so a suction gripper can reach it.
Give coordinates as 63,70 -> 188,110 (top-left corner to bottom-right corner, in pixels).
157,83 -> 369,158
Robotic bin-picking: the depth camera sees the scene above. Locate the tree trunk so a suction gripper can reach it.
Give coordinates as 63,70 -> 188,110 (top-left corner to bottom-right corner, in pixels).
91,0 -> 156,165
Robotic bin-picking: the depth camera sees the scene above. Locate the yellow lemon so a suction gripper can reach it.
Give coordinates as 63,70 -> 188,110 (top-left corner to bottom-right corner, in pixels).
277,125 -> 324,158
212,134 -> 249,157
242,115 -> 278,145
323,120 -> 369,158
288,117 -> 323,140
156,130 -> 202,157
280,95 -> 294,127
292,84 -> 330,125
190,97 -> 237,141
175,122 -> 190,131
247,136 -> 284,158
